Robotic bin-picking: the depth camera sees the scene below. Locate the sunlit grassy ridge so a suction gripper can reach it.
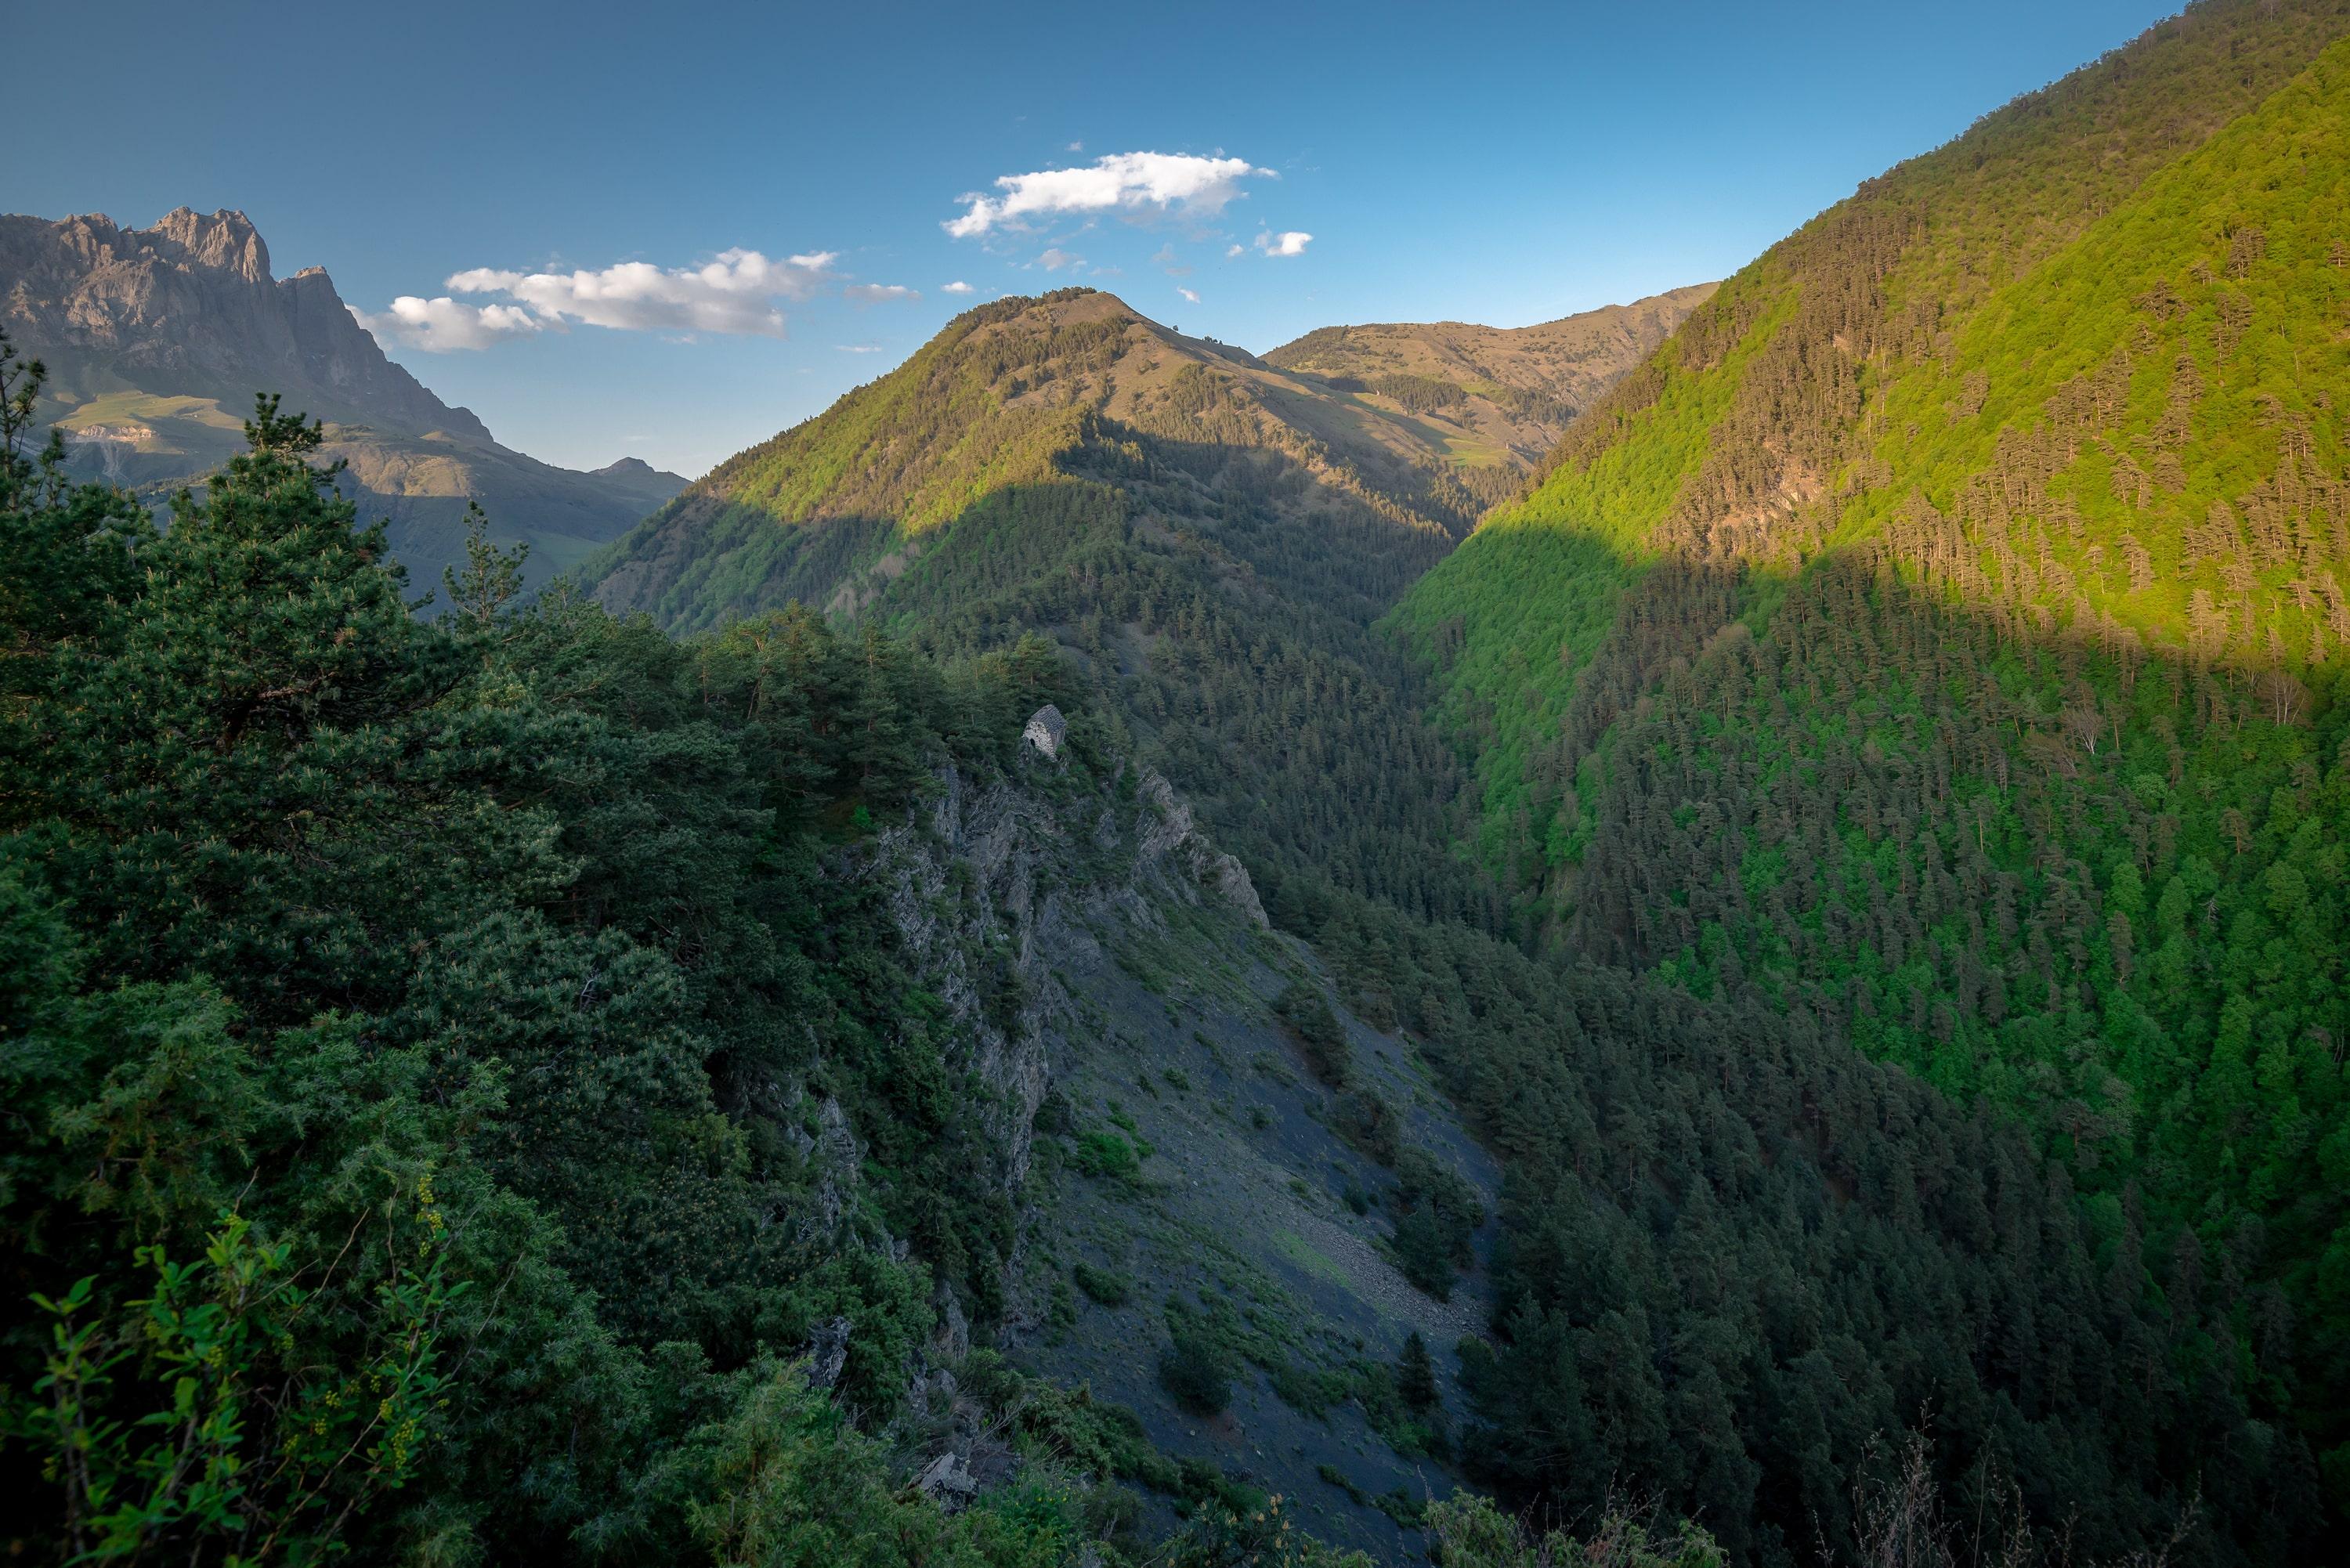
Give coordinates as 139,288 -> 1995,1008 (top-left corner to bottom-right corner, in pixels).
1386,0 -> 2350,1507
1397,0 -> 2350,859
670,305 -> 1108,537
1383,277 -> 1791,853
1840,38 -> 2350,660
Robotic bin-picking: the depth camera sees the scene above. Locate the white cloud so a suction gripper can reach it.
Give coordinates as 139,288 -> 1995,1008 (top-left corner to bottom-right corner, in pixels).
1224,244 -> 1244,258
946,151 -> 1272,237
1177,287 -> 1200,304
1256,230 -> 1312,258
434,248 -> 837,338
942,280 -> 975,294
1066,140 -> 1083,152
844,283 -> 920,303
1152,242 -> 1193,277
349,297 -> 540,352
836,343 -> 886,354
1039,248 -> 1083,272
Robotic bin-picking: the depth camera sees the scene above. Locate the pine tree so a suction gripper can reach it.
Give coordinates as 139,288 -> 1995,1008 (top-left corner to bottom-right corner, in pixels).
1397,1330 -> 1438,1410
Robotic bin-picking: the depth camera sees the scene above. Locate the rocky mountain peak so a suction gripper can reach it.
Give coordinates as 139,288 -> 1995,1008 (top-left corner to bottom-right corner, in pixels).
147,206 -> 271,281
0,204 -> 685,594
0,205 -> 490,445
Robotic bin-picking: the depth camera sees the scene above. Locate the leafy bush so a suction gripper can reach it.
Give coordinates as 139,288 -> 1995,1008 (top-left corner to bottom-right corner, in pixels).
1268,1360 -> 1348,1418
1274,982 -> 1351,1086
4,1207 -> 454,1566
1071,1262 -> 1131,1306
1388,1207 -> 1455,1301
1068,1129 -> 1141,1181
1158,1331 -> 1233,1416
1331,1089 -> 1400,1166
1425,1491 -> 1722,1568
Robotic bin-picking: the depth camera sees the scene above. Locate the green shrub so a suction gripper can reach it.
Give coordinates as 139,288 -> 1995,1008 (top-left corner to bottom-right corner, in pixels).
1425,1492 -> 1723,1568
1390,1208 -> 1455,1301
1273,982 -> 1350,1086
1158,1331 -> 1232,1415
4,1207 -> 454,1566
1268,1360 -> 1347,1418
1068,1129 -> 1141,1180
1332,1089 -> 1399,1165
1072,1262 -> 1131,1306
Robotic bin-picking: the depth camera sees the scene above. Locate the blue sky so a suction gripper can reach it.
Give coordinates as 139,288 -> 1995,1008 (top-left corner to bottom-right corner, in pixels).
13,0 -> 2183,477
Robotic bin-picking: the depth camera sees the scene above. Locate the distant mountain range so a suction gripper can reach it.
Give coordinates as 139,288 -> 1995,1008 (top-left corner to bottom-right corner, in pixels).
578,283 -> 1706,629
1262,283 -> 1717,473
11,1 -> 2350,1560
574,281 -> 1708,960
0,207 -> 685,591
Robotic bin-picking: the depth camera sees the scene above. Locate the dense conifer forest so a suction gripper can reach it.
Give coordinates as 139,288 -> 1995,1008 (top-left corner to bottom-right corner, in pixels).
0,352 -> 1155,1563
1394,0 -> 2350,1548
10,0 -> 2350,1563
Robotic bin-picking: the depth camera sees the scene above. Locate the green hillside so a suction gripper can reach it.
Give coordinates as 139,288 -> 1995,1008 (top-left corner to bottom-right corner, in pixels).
7,366 -> 2320,1567
579,288 -> 1531,934
1396,0 -> 2350,1505
1404,1 -> 2350,835
578,288 -> 1502,623
16,2 -> 2350,1561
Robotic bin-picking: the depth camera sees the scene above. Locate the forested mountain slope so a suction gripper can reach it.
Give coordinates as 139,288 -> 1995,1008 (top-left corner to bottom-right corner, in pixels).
569,78 -> 2341,1556
1396,0 -> 2350,1517
1262,284 -> 1717,477
0,208 -> 685,588
579,287 -> 1534,934
0,364 -> 1499,1563
583,287 -> 1495,622
576,289 -> 1715,933
5,373 -> 2314,1566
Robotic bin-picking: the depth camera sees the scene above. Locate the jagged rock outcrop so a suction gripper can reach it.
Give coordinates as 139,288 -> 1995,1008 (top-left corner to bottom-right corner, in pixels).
0,206 -> 689,591
1137,771 -> 1269,931
1,208 -> 486,439
1021,704 -> 1066,759
804,1316 -> 854,1391
864,759 -> 1266,1201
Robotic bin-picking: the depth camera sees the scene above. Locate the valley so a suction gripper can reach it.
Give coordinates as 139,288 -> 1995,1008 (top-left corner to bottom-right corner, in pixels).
5,2 -> 2350,1565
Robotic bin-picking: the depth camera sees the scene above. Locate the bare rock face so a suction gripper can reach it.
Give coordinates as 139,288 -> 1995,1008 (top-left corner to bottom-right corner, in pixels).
861,757 -> 1265,1214
0,207 -> 491,442
804,1316 -> 854,1391
1021,703 -> 1066,759
916,1450 -> 980,1510
0,205 -> 689,594
1137,771 -> 1269,930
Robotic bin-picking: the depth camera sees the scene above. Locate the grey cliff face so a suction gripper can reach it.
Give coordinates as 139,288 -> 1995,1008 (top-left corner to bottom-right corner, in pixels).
0,205 -> 689,594
863,759 -> 1265,1205
0,206 -> 492,443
